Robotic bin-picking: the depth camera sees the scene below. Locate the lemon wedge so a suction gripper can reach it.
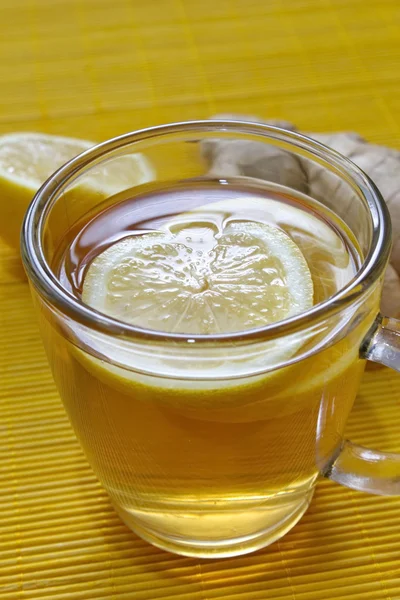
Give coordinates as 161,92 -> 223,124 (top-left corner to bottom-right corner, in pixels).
82,209 -> 313,334
0,132 -> 154,250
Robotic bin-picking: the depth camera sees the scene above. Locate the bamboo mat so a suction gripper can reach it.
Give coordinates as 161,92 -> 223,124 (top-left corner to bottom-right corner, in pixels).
1,0 -> 400,598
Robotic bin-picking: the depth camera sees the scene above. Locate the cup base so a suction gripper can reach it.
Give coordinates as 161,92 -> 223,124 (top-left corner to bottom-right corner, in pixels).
113,491 -> 313,558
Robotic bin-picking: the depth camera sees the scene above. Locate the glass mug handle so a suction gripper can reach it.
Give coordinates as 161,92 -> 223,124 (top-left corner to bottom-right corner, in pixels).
326,316 -> 400,495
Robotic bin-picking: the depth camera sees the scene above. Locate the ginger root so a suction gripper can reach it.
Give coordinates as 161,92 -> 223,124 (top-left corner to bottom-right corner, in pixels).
202,114 -> 400,317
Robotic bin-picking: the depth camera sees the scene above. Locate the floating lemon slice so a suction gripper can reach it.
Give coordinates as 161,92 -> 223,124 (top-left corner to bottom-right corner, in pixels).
82,207 -> 314,334
0,132 -> 154,250
73,199 -> 358,418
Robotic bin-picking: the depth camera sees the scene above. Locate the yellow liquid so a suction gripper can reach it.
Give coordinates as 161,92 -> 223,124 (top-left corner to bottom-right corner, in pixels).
38,179 -> 379,557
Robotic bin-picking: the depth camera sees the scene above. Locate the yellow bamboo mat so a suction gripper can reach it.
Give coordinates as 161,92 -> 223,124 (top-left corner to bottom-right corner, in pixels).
1,0 -> 400,598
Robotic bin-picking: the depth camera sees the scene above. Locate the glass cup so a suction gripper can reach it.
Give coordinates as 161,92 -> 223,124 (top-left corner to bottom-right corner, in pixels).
21,121 -> 400,558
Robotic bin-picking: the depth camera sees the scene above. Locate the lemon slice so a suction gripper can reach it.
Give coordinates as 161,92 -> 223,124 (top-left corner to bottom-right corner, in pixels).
82,212 -> 313,335
0,132 -> 154,250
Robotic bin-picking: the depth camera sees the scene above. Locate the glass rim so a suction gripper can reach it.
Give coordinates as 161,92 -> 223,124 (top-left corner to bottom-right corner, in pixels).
21,120 -> 391,345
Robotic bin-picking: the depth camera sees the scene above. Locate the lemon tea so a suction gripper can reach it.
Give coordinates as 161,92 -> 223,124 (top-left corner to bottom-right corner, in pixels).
23,123 -> 400,558
31,177 -> 380,557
